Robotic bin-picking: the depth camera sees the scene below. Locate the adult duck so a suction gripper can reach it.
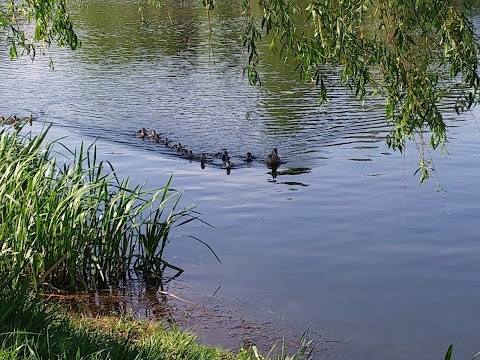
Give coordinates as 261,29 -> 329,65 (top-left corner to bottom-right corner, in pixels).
266,148 -> 281,167
2,115 -> 19,125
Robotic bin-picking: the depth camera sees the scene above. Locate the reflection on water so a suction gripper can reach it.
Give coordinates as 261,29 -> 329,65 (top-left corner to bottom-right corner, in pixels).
2,2 -> 480,360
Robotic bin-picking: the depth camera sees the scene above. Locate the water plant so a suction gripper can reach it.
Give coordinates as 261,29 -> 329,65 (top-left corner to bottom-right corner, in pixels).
444,345 -> 480,360
0,125 -> 217,289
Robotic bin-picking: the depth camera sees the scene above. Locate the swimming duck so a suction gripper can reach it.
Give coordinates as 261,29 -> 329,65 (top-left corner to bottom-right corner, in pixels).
172,143 -> 183,152
215,150 -> 228,160
163,138 -> 170,146
182,148 -> 194,159
148,130 -> 157,139
196,153 -> 207,163
221,151 -> 229,162
224,159 -> 232,169
266,148 -> 281,167
136,128 -> 147,138
246,152 -> 256,162
2,115 -> 19,125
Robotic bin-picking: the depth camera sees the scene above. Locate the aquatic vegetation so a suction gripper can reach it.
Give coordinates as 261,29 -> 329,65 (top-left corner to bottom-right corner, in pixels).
0,125 -> 217,289
444,345 -> 480,360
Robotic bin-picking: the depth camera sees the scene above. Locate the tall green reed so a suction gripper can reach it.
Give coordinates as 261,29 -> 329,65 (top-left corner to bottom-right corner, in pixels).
0,125 -> 216,289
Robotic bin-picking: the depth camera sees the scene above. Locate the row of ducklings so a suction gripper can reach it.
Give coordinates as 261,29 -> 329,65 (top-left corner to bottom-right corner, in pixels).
136,128 -> 282,168
136,127 -> 212,165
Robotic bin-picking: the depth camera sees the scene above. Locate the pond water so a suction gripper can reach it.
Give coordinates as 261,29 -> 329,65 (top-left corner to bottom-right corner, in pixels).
2,2 -> 480,359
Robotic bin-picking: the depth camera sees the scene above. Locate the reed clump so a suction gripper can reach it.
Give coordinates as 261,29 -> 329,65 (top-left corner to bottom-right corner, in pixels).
0,125 -> 213,289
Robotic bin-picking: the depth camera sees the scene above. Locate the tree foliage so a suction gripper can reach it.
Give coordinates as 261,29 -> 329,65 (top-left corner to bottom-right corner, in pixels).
0,0 -> 79,61
237,0 -> 480,181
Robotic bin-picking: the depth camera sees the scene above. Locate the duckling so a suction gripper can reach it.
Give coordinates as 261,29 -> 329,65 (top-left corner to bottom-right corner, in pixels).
164,138 -> 170,146
266,148 -> 282,167
215,150 -> 228,160
223,159 -> 232,170
221,151 -> 229,162
195,153 -> 207,163
136,128 -> 147,138
172,143 -> 183,152
158,137 -> 167,144
245,152 -> 256,162
148,130 -> 157,139
182,148 -> 194,159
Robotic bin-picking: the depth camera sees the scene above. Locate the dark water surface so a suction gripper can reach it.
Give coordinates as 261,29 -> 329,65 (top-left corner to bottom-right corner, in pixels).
2,2 -> 480,359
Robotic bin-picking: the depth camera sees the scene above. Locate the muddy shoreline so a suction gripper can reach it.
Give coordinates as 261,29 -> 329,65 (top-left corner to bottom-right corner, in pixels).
46,280 -> 333,356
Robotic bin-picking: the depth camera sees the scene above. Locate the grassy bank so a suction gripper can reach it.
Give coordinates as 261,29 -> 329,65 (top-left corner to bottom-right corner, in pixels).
0,287 -> 318,359
0,125 -> 317,359
0,288 -> 241,360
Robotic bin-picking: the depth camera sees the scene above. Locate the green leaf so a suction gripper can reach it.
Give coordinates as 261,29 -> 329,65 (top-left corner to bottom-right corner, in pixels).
445,345 -> 453,360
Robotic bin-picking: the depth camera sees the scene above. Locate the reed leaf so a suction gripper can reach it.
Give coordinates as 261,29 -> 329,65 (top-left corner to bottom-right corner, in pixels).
0,126 -> 214,290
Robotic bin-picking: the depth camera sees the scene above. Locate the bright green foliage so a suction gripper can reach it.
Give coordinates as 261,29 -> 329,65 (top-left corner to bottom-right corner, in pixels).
214,0 -> 480,182
0,0 -> 79,60
0,125 -> 216,289
238,0 -> 480,156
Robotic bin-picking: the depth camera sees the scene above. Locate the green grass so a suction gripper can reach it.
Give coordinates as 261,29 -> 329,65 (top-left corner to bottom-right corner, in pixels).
0,125 -> 217,290
0,287 -> 319,360
0,288 -> 231,359
0,124 -> 319,360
